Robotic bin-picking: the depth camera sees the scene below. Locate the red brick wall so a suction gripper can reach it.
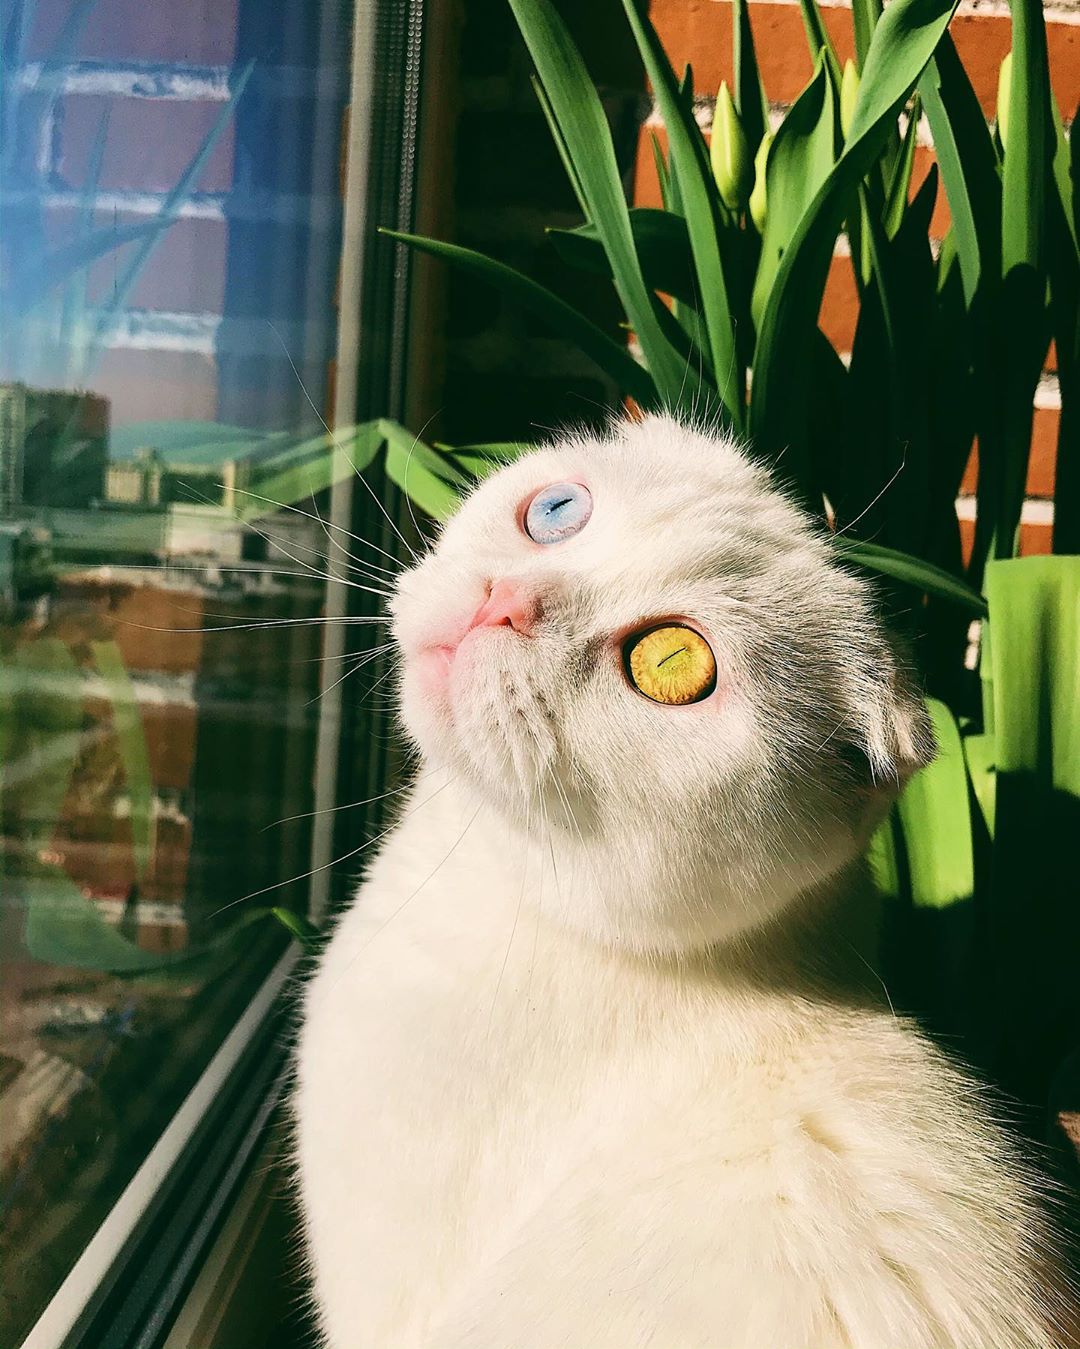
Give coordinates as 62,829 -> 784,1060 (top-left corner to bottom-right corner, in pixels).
635,0 -> 1080,557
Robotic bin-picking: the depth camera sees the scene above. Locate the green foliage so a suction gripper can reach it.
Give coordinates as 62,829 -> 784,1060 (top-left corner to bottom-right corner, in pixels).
883,560 -> 1080,1097
376,0 -> 1077,1105
386,0 -> 1073,591
503,0 -> 692,408
977,559 -> 1080,1096
892,698 -> 975,910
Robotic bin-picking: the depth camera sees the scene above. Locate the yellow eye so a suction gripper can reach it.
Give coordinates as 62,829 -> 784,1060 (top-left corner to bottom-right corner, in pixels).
625,625 -> 716,705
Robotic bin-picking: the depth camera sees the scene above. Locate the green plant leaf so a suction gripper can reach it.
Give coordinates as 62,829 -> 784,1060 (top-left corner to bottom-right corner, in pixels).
379,420 -> 471,490
732,0 -> 769,155
23,871 -> 271,975
649,131 -> 672,212
984,0 -> 1052,564
381,423 -> 464,522
862,166 -> 939,554
530,74 -> 586,212
838,539 -> 988,615
23,871 -> 183,973
1001,0 -> 1051,279
649,292 -> 715,385
506,0 -> 693,407
2,0 -> 99,180
962,730 -> 996,838
797,0 -> 840,81
851,0 -> 883,68
843,0 -> 957,151
896,697 -> 975,908
1049,92 -> 1076,252
6,640 -> 84,840
58,102 -> 110,374
243,424 -> 386,519
13,220 -> 163,313
269,905 -> 324,954
957,1 -> 1050,575
1049,121 -> 1080,553
750,0 -> 958,497
547,208 -> 696,305
383,229 -> 659,409
919,38 -> 1001,307
751,54 -> 837,330
982,555 -> 1080,1096
439,442 -> 530,481
925,229 -> 978,505
620,0 -> 743,427
984,557 -> 1080,789
882,97 -> 921,238
867,813 -> 902,902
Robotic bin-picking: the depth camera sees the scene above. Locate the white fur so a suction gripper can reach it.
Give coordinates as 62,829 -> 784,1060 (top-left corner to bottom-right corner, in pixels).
296,417 -> 1065,1347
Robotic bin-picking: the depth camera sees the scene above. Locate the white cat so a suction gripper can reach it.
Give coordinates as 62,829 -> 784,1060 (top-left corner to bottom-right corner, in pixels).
296,415 -> 1069,1348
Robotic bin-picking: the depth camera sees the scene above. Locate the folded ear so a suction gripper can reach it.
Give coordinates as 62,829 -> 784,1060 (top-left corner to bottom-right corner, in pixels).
849,638 -> 936,790
866,671 -> 935,786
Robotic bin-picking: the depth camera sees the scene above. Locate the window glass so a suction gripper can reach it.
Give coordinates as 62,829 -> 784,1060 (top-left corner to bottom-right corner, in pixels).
0,0 -> 355,1339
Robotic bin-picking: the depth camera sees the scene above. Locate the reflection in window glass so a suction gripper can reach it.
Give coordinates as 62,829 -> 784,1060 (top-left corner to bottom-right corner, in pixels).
0,0 -> 355,1338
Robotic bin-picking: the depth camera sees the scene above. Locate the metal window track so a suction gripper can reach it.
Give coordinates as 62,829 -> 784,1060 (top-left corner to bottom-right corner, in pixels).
19,951 -> 299,1349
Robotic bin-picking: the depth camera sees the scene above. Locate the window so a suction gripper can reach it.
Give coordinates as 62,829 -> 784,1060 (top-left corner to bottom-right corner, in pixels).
0,1 -> 423,1342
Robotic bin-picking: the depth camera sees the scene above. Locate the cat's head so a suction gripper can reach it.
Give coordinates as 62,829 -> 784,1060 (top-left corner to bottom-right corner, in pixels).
391,415 -> 932,954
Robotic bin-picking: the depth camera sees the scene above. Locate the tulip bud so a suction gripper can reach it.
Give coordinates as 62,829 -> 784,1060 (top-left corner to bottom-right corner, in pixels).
840,60 -> 860,139
996,50 -> 1012,150
710,82 -> 752,212
748,130 -> 772,233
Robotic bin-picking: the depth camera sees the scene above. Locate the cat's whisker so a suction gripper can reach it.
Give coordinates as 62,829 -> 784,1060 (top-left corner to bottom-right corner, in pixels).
173,476 -> 397,597
117,613 -> 390,636
209,482 -> 404,581
305,488 -> 405,592
261,321 -> 421,567
263,331 -> 421,568
485,790 -> 532,1033
294,489 -> 405,588
171,479 -> 353,590
550,774 -> 586,853
300,645 -> 399,666
306,643 -> 396,706
85,560 -> 372,585
233,512 -> 395,601
832,454 -> 907,541
400,413 -> 443,557
209,768 -> 456,919
524,787 -> 553,1014
317,792 -> 480,1005
261,767 -> 431,831
331,436 -> 424,565
351,652 -> 403,707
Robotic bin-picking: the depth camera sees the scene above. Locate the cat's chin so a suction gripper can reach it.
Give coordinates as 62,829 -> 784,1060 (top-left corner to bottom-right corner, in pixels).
411,623 -> 523,700
400,631 -> 540,775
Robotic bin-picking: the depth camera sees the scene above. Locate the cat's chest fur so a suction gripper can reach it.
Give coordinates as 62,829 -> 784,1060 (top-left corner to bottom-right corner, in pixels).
296,783 -> 1055,1349
299,784 -> 727,1218
299,788 -> 760,1334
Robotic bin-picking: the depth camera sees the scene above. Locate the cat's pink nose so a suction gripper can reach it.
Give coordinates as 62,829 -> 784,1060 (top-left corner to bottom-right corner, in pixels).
468,579 -> 537,635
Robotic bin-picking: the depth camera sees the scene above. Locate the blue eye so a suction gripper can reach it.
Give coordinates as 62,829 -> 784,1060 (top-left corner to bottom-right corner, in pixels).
524,482 -> 593,544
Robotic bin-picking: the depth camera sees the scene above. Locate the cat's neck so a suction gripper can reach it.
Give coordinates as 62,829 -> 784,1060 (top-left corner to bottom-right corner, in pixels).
430,775 -> 889,1014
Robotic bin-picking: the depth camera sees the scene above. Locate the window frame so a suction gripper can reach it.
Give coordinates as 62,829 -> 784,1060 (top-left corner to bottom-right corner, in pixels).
18,951 -> 298,1349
